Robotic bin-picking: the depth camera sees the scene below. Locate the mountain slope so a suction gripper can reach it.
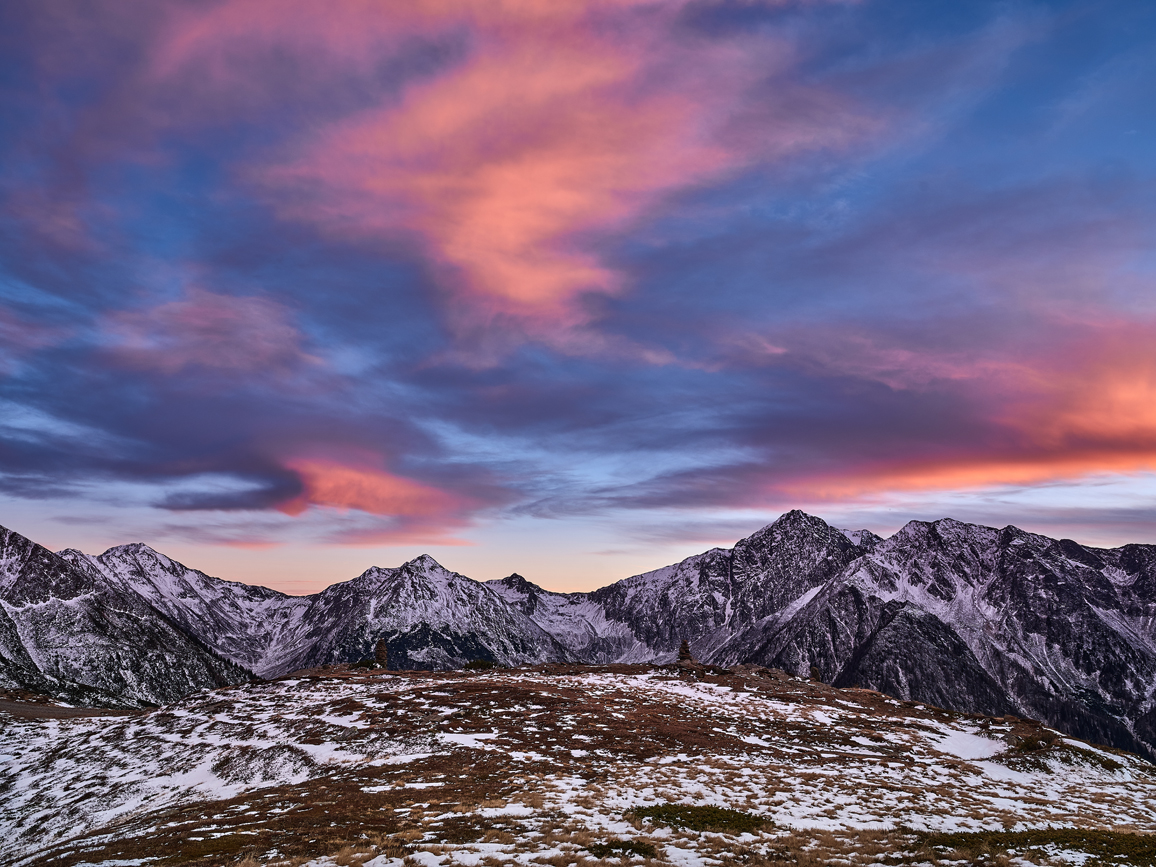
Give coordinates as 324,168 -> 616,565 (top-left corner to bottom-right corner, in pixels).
60,543 -> 303,677
487,510 -> 869,663
708,517 -> 1156,760
61,544 -> 572,677
8,511 -> 1156,762
0,526 -> 251,706
263,555 -> 573,673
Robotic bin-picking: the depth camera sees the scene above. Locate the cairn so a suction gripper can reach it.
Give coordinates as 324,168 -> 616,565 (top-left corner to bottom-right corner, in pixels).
678,639 -> 696,665
374,638 -> 389,670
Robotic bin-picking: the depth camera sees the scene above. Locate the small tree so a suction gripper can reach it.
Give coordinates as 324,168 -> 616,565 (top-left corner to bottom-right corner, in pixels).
374,638 -> 389,669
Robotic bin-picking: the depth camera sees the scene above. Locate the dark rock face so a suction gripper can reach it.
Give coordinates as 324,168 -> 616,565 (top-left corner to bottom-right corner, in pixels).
831,602 -> 1013,718
746,517 -> 1156,760
714,580 -> 888,679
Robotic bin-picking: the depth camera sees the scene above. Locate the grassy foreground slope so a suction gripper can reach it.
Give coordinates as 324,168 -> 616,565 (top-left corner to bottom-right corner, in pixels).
4,664 -> 1155,867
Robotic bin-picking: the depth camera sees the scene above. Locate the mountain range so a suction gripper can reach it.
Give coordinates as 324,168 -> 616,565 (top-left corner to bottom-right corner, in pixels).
3,511 -> 1156,761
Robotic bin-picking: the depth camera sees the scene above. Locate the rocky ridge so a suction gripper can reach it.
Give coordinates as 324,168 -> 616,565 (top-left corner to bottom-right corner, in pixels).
2,511 -> 1156,762
0,526 -> 250,707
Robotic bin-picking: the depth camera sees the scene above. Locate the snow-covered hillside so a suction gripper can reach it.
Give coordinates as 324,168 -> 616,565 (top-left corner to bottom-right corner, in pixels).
61,542 -> 303,676
6,665 -> 1155,866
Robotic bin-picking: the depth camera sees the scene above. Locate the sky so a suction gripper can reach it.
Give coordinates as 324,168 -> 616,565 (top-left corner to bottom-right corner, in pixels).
2,0 -> 1155,594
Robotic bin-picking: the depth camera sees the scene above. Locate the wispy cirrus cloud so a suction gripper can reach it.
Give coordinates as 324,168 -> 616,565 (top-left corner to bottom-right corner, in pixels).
145,0 -> 876,355
4,1 -> 1156,588
0,307 -> 66,374
103,287 -> 318,377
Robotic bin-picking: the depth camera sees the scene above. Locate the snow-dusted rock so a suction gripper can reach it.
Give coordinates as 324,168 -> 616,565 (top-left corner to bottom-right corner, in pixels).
64,546 -> 572,677
0,526 -> 250,706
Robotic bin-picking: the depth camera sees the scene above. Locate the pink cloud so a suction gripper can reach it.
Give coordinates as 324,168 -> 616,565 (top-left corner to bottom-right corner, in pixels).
4,187 -> 101,254
1007,320 -> 1156,451
146,0 -> 875,353
758,319 -> 1156,502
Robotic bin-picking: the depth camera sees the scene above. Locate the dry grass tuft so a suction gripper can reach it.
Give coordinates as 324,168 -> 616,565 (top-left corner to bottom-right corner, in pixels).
332,844 -> 376,865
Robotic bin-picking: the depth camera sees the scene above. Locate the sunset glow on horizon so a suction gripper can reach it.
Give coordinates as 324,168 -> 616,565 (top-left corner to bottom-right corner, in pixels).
2,0 -> 1155,594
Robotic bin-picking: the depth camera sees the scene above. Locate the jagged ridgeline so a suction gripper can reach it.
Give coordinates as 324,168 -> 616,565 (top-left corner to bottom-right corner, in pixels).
3,512 -> 1156,762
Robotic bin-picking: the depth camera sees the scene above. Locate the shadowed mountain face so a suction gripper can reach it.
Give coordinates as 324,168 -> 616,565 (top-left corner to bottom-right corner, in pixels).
5,512 -> 1156,760
487,511 -> 869,664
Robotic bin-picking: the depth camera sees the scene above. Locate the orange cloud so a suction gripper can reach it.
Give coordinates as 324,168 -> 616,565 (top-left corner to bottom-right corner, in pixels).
1017,328 -> 1156,449
280,458 -> 468,521
773,320 -> 1156,501
785,452 -> 1156,504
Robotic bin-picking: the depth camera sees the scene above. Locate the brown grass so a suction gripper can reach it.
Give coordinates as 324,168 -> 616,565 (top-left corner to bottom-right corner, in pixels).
331,844 -> 376,865
19,665 -> 1155,867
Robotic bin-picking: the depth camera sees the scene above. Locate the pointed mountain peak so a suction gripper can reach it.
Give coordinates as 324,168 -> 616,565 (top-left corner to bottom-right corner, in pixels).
893,518 -> 932,535
0,524 -> 101,600
838,528 -> 883,549
404,553 -> 446,571
100,541 -> 172,563
492,572 -> 542,591
742,510 -> 848,548
775,509 -> 822,525
996,523 -> 1055,550
485,572 -> 549,615
358,554 -> 451,585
